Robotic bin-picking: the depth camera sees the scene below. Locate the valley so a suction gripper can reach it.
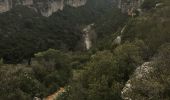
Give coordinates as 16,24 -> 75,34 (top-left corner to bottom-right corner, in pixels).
0,0 -> 170,100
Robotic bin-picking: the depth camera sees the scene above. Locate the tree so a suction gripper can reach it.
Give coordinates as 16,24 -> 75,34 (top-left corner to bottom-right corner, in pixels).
113,41 -> 143,82
33,49 -> 72,94
0,64 -> 46,100
62,51 -> 123,100
121,43 -> 170,100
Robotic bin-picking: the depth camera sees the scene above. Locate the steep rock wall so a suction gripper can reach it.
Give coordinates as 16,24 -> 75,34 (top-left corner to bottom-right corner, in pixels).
121,62 -> 153,100
66,0 -> 86,7
0,0 -> 12,13
0,0 -> 143,17
118,0 -> 144,15
0,0 -> 87,16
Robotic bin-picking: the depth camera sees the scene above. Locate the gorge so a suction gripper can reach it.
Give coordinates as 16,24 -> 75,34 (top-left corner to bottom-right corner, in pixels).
1,0 -> 169,100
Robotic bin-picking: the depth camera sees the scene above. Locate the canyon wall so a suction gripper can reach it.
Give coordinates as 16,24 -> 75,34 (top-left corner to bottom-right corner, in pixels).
0,0 -> 87,16
0,0 -> 144,17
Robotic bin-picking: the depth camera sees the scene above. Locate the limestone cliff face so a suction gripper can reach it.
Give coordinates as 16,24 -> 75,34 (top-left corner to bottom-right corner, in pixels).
37,0 -> 65,17
0,0 -> 143,17
121,62 -> 153,100
82,23 -> 96,50
118,0 -> 144,15
0,0 -> 87,16
0,0 -> 12,13
0,0 -> 34,13
66,0 -> 86,7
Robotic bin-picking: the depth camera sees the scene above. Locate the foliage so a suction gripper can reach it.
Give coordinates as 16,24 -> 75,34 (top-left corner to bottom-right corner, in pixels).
0,58 -> 3,65
59,41 -> 144,100
0,0 -> 127,64
61,51 -> 123,100
122,43 -> 170,100
33,49 -> 72,94
0,65 -> 46,100
0,49 -> 72,99
113,41 -> 144,82
123,1 -> 170,56
141,0 -> 160,10
0,0 -> 170,100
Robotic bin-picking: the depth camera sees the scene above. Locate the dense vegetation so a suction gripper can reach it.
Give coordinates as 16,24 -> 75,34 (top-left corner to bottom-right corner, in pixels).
0,0 -> 170,100
0,49 -> 74,99
58,0 -> 170,100
0,0 -> 126,64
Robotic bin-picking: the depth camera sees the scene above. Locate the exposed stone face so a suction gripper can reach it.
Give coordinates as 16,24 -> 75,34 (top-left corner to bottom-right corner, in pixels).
0,0 -> 12,13
37,0 -> 65,17
66,0 -> 86,7
0,0 -> 143,17
118,0 -> 144,15
121,62 -> 153,100
82,23 -> 96,50
0,0 -> 87,16
21,0 -> 33,5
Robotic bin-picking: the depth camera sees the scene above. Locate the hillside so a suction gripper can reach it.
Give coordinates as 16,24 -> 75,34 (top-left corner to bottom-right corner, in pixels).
0,0 -> 127,63
0,0 -> 170,100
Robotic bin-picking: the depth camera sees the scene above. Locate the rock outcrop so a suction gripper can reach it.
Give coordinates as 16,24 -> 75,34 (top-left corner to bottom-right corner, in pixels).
118,0 -> 144,16
0,0 -> 144,17
82,23 -> 96,50
121,62 -> 153,100
0,0 -> 87,16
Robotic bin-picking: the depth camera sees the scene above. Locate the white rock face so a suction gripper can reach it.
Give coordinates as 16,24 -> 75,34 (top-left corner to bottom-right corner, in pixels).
114,36 -> 121,45
66,0 -> 86,7
118,0 -> 144,14
121,62 -> 153,100
83,23 -> 95,50
39,0 -> 87,17
0,0 -> 12,13
38,0 -> 65,17
0,0 -> 87,16
21,0 -> 33,5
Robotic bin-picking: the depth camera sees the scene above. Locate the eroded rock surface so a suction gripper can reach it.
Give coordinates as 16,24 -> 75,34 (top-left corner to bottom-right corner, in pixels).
0,0 -> 87,16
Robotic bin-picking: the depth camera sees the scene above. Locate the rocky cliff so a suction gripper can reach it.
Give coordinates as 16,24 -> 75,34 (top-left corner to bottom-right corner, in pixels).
121,62 -> 153,100
0,0 -> 144,17
0,0 -> 87,17
118,0 -> 144,16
